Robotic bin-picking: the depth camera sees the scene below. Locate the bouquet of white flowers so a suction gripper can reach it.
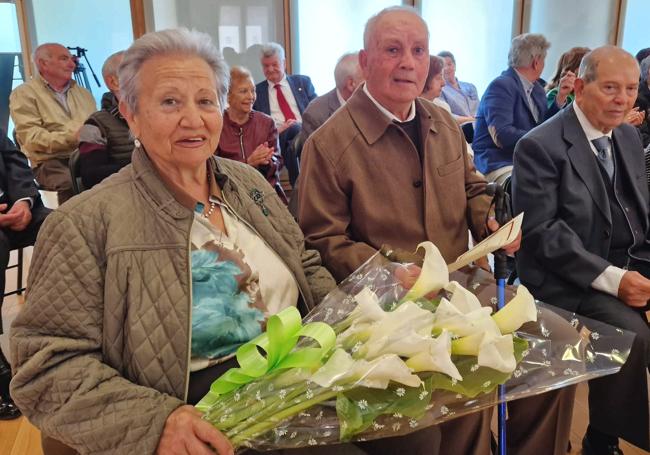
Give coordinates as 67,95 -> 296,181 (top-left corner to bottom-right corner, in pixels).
196,242 -> 634,452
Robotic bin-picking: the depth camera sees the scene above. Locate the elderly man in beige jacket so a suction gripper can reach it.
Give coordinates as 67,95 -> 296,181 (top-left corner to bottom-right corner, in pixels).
298,5 -> 573,455
10,43 -> 95,204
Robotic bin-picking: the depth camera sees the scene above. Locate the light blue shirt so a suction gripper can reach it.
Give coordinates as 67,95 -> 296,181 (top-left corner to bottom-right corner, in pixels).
440,79 -> 479,118
514,70 -> 539,123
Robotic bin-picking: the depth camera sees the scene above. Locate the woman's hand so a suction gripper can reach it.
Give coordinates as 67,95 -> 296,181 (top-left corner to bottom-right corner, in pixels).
625,107 -> 645,126
157,405 -> 233,455
247,143 -> 275,167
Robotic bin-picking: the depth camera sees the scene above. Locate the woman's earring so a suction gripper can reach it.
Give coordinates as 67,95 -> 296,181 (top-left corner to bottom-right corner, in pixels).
134,138 -> 141,148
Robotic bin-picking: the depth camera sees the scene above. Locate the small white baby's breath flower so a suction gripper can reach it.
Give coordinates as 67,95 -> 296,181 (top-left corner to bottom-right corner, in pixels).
395,387 -> 406,397
358,399 -> 368,410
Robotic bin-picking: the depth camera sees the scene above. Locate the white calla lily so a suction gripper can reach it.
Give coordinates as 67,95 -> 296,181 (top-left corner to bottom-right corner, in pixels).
451,332 -> 516,373
403,241 -> 449,301
348,287 -> 387,324
492,285 -> 537,334
311,348 -> 422,389
406,330 -> 463,381
433,298 -> 499,337
444,281 -> 483,313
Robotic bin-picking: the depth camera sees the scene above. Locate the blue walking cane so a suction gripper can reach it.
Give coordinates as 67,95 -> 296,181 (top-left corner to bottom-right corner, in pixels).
487,181 -> 512,455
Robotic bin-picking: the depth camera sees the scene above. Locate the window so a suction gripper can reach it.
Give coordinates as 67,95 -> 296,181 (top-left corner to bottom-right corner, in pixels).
29,0 -> 134,106
0,2 -> 24,135
421,0 -> 515,97
526,0 -> 618,84
294,0 -> 399,95
621,0 -> 650,58
147,0 -> 284,86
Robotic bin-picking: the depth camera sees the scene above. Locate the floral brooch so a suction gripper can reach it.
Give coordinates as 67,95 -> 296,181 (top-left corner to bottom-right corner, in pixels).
250,189 -> 270,216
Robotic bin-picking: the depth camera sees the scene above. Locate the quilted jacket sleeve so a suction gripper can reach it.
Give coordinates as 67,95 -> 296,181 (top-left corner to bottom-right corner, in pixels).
10,210 -> 183,455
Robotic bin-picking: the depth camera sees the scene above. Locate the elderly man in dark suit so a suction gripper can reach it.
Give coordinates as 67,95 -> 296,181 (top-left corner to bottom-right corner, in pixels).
300,52 -> 363,139
513,46 -> 650,455
253,42 -> 317,186
0,130 -> 50,419
473,34 -> 573,183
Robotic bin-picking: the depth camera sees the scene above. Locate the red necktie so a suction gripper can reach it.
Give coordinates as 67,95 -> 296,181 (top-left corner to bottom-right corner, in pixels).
274,84 -> 297,121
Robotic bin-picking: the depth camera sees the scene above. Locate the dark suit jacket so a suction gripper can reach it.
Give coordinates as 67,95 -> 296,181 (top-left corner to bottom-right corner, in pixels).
512,105 -> 650,311
253,74 -> 317,118
300,88 -> 341,138
473,67 -> 559,174
0,131 -> 43,209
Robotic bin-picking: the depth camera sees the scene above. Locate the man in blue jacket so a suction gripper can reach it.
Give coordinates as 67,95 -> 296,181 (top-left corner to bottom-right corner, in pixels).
254,42 -> 317,186
473,33 -> 573,183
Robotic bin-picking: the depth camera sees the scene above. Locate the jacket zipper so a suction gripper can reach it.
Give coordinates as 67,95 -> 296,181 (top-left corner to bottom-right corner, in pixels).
220,192 -> 308,306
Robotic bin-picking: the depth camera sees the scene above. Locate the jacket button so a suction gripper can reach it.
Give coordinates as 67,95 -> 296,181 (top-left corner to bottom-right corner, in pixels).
413,180 -> 423,188
604,229 -> 611,238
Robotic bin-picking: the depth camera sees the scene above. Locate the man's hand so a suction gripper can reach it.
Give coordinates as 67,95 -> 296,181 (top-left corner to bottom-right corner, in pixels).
486,217 -> 521,255
618,271 -> 650,308
247,143 -> 274,167
0,201 -> 31,231
277,119 -> 298,134
555,70 -> 576,106
156,405 -> 233,455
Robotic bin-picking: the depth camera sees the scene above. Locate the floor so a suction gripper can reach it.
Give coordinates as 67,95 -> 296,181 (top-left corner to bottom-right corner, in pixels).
0,191 -> 649,454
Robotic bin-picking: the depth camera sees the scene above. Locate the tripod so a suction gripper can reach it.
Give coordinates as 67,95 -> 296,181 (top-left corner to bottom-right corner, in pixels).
66,46 -> 101,93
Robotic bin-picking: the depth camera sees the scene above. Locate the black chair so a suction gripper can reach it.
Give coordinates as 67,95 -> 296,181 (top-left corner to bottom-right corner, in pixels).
3,246 -> 25,298
500,173 -> 519,285
68,148 -> 85,195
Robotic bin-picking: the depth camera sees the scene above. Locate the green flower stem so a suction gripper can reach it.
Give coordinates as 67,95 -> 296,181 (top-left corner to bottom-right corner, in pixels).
221,380 -> 311,434
228,389 -> 339,447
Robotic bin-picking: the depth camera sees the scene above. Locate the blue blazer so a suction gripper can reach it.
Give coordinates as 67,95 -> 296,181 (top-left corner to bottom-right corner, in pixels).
473,67 -> 559,174
253,74 -> 317,118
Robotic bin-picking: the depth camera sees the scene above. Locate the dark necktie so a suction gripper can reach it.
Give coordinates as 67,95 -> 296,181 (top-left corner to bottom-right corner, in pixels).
274,84 -> 296,121
592,136 -> 614,181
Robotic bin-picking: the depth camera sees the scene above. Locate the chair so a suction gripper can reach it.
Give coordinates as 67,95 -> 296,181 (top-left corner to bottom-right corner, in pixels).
3,247 -> 25,298
461,122 -> 474,144
500,173 -> 519,285
68,148 -> 85,195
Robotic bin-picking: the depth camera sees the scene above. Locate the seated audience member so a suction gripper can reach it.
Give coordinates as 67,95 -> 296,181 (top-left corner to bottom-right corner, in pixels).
0,130 -> 50,420
634,56 -> 650,147
299,7 -> 573,455
472,34 -> 572,184
545,46 -> 589,108
438,50 -> 478,124
636,47 -> 650,64
217,66 -> 287,203
513,46 -> 650,455
10,29 -> 337,455
10,43 -> 96,205
421,55 -> 450,111
253,42 -> 317,186
78,51 -> 134,189
299,52 -> 363,139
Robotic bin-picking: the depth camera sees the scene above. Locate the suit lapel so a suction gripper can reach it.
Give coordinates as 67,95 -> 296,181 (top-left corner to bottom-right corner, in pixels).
506,69 -> 538,123
256,80 -> 270,116
563,107 -> 611,224
287,76 -> 306,113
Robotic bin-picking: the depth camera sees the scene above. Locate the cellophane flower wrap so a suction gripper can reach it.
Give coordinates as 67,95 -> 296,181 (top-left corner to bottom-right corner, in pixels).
196,243 -> 635,452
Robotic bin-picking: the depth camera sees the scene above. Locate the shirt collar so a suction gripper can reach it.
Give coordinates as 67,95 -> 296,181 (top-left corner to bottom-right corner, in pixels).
335,89 -> 346,106
573,101 -> 613,141
514,69 -> 535,95
362,82 -> 416,123
268,75 -> 288,89
41,76 -> 72,94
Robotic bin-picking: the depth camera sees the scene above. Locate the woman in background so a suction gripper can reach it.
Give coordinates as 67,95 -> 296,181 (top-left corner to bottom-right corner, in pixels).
218,66 -> 287,204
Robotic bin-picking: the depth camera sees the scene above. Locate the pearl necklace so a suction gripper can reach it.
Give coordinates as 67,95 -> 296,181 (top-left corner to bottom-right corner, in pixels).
203,200 -> 217,219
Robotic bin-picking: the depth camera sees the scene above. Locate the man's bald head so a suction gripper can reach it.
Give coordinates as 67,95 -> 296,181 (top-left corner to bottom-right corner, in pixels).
102,51 -> 125,96
578,45 -> 638,83
363,6 -> 429,51
33,43 -> 75,88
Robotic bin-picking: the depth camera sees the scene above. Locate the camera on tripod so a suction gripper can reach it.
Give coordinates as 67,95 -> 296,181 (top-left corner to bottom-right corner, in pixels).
66,46 -> 101,92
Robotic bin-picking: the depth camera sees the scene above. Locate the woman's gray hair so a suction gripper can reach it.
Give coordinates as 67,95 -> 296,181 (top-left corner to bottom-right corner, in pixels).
260,42 -> 285,61
508,33 -> 550,68
641,55 -> 650,85
119,28 -> 229,113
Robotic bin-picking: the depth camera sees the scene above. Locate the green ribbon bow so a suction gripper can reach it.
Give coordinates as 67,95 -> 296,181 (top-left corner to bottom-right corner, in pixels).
196,307 -> 336,412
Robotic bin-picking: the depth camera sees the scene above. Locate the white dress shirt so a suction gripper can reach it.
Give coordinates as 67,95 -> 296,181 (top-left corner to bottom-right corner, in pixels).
573,101 -> 626,297
267,76 -> 302,124
363,83 -> 415,123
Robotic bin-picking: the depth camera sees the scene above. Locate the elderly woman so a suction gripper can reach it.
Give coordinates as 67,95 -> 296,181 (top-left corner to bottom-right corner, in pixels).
420,55 -> 448,108
635,55 -> 650,147
9,29 -> 336,455
218,66 -> 287,204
